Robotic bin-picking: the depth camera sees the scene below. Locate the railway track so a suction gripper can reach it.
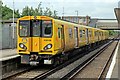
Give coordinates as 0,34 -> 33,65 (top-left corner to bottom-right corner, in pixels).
62,40 -> 119,79
2,48 -> 86,80
3,42 -> 101,80
2,65 -> 33,80
3,50 -> 85,80
98,41 -> 119,79
3,43 -> 97,79
30,41 -> 113,80
34,40 -> 118,80
3,39 -> 118,80
2,65 -> 51,80
44,40 -> 114,79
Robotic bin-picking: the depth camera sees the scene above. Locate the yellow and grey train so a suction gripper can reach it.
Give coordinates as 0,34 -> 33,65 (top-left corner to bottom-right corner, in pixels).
17,16 -> 109,65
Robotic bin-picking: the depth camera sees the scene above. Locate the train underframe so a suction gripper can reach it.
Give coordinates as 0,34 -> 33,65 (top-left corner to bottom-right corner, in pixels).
20,39 -> 109,66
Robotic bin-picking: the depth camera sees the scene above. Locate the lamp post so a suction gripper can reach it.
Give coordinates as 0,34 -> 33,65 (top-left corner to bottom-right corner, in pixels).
75,10 -> 78,23
75,10 -> 78,16
62,7 -> 64,19
12,0 -> 15,49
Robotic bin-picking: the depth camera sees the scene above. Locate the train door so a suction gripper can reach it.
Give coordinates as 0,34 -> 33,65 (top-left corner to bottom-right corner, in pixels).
86,29 -> 89,44
74,27 -> 78,48
31,20 -> 40,52
61,25 -> 65,51
98,31 -> 100,41
58,25 -> 65,51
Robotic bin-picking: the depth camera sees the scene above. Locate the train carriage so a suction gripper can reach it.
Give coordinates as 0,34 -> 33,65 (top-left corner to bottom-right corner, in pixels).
17,16 -> 109,65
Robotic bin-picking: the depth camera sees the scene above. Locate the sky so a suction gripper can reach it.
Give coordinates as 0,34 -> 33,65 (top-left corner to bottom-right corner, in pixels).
2,0 -> 120,19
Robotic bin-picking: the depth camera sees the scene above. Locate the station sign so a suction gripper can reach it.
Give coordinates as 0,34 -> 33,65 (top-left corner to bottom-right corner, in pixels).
11,23 -> 16,27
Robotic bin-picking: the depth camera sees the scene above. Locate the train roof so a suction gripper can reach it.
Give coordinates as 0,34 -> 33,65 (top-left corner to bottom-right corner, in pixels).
18,16 -> 108,32
52,17 -> 102,30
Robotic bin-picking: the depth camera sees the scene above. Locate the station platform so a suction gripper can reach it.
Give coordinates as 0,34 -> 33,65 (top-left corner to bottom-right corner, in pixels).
0,49 -> 19,61
106,40 -> 120,79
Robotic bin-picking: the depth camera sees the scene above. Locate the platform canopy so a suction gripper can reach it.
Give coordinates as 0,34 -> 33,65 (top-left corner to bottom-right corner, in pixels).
114,8 -> 120,24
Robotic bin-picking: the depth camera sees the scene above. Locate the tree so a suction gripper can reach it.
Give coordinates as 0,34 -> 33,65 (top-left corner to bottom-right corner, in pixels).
1,3 -> 20,20
21,2 -> 43,16
53,10 -> 58,18
44,7 -> 49,16
21,6 -> 30,16
30,7 -> 35,16
34,8 -> 39,16
38,2 -> 43,15
0,0 -> 3,19
48,8 -> 53,17
21,2 -> 58,17
44,7 -> 52,16
2,5 -> 13,19
109,30 -> 118,36
14,9 -> 20,18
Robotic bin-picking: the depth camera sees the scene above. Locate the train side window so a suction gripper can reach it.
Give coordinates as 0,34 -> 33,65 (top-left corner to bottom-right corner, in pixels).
90,31 -> 92,37
89,31 -> 91,37
95,31 -> 97,36
58,28 -> 61,38
96,32 -> 98,36
83,30 -> 85,35
96,31 -> 98,36
80,30 -> 82,37
68,28 -> 73,38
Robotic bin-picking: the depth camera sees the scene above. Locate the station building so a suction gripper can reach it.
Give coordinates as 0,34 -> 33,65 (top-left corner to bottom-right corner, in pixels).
62,16 -> 118,29
62,16 -> 90,26
1,18 -> 17,49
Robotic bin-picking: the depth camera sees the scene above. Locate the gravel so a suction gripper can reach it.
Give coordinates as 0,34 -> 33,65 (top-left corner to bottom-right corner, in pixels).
46,42 -> 111,79
74,41 -> 117,78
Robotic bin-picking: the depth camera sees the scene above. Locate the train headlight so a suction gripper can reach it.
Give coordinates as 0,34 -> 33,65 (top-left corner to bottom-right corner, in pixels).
20,44 -> 24,48
44,44 -> 52,50
47,44 -> 52,48
19,43 -> 27,50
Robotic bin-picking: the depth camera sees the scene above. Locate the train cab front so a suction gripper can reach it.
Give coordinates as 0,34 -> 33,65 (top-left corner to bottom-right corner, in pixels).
17,16 -> 54,65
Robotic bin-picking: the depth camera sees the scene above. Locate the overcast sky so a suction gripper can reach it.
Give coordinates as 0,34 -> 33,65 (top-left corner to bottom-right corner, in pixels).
2,0 -> 120,19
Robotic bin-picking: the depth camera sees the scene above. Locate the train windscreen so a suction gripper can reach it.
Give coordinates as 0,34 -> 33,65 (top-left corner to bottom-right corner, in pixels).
19,20 -> 30,37
42,20 -> 52,37
19,20 -> 52,37
32,20 -> 41,37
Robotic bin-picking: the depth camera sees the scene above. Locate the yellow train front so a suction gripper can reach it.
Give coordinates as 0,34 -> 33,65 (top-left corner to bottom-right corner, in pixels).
17,16 -> 65,65
17,16 -> 109,65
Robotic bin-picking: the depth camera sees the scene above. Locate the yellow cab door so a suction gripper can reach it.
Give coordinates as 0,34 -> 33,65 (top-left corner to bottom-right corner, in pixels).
86,28 -> 89,44
60,25 -> 65,51
74,27 -> 79,48
61,25 -> 65,51
57,25 -> 65,52
31,20 -> 41,52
